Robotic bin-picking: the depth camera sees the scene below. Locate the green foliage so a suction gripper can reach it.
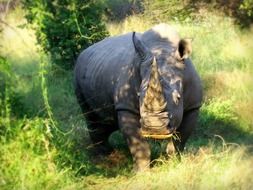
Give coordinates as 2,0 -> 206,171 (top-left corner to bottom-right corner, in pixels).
0,56 -> 11,138
238,0 -> 253,27
200,99 -> 237,125
240,0 -> 253,16
102,0 -> 143,21
0,56 -> 23,138
0,117 -> 79,190
143,0 -> 195,23
142,0 -> 253,27
23,0 -> 109,69
197,99 -> 241,140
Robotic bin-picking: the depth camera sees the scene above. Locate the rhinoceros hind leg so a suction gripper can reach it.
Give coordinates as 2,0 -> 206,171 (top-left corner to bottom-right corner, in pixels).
86,120 -> 117,155
75,84 -> 116,155
173,108 -> 199,152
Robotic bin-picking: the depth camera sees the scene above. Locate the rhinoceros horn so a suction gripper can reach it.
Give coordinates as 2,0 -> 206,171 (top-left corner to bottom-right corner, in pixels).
132,32 -> 166,110
140,57 -> 169,136
142,57 -> 167,112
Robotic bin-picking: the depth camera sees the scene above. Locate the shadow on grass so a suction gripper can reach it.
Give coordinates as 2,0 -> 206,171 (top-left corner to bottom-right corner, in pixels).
188,111 -> 253,152
59,105 -> 253,178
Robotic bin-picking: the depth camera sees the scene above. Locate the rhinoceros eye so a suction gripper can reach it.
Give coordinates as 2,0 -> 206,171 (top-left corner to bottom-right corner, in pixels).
175,60 -> 185,69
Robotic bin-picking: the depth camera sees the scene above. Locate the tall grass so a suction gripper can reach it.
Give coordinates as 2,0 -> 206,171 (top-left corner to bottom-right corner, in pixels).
0,8 -> 84,189
0,6 -> 253,190
82,147 -> 253,190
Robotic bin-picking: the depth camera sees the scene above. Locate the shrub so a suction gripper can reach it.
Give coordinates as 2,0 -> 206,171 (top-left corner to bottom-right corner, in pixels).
23,0 -> 109,69
0,56 -> 25,138
0,56 -> 12,137
102,0 -> 143,21
142,0 -> 195,23
142,0 -> 253,27
238,0 -> 253,27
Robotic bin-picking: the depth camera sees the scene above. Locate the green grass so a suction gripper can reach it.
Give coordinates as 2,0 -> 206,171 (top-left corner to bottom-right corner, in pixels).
82,147 -> 253,190
0,6 -> 253,190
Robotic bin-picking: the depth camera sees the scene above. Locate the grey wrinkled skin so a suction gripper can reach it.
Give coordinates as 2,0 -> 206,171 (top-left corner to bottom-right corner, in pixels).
74,24 -> 202,172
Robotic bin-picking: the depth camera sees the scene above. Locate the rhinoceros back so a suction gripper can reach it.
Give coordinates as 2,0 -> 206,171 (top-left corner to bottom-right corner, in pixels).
74,33 -> 138,119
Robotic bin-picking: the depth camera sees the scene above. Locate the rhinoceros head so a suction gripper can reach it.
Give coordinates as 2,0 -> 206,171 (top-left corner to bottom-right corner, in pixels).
132,25 -> 192,137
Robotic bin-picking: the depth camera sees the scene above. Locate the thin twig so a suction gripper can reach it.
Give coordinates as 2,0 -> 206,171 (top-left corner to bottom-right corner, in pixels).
3,0 -> 11,20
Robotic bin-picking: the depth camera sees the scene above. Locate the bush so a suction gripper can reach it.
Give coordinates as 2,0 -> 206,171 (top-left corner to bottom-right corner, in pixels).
0,56 -> 12,138
142,0 -> 253,27
142,0 -> 195,23
103,0 -> 143,21
238,0 -> 253,27
0,56 -> 25,138
23,0 -> 109,69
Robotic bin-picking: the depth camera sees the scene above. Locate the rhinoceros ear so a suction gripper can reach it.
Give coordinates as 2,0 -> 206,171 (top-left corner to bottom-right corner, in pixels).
132,32 -> 152,61
177,38 -> 192,60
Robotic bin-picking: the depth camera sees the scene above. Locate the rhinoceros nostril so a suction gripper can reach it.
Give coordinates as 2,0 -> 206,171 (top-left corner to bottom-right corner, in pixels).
167,123 -> 176,134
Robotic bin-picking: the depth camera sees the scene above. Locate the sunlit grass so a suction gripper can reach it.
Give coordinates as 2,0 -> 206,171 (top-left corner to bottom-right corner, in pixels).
0,8 -> 42,117
81,146 -> 253,190
0,118 -> 79,190
107,15 -> 152,35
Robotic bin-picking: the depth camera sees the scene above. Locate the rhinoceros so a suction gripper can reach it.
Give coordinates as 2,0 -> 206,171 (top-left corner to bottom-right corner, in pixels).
74,23 -> 202,171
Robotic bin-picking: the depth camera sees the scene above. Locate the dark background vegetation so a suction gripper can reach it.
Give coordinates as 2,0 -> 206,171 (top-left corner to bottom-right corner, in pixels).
13,0 -> 253,69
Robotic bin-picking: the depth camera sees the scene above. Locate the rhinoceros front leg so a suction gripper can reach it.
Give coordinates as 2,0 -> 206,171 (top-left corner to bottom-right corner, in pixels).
117,111 -> 151,172
172,108 -> 200,153
166,138 -> 176,156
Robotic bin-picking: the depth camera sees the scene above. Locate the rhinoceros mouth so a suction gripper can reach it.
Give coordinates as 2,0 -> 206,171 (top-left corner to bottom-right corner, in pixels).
140,111 -> 174,139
